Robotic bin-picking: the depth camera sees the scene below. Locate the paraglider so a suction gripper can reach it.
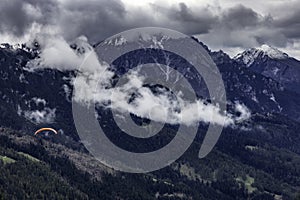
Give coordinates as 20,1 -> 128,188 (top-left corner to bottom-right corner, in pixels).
34,128 -> 58,136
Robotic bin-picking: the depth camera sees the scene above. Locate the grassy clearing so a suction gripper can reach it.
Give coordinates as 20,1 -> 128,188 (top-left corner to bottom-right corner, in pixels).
0,155 -> 16,164
18,152 -> 40,162
236,175 -> 256,194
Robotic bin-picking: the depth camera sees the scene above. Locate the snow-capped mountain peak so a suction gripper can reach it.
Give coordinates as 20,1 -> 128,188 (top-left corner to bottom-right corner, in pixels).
234,44 -> 289,67
257,44 -> 288,59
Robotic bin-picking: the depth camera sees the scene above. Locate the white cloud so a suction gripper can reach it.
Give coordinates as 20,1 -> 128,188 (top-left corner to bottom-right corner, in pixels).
27,34 -> 90,70
18,106 -> 56,124
25,28 -> 251,127
234,102 -> 251,122
73,59 -> 249,126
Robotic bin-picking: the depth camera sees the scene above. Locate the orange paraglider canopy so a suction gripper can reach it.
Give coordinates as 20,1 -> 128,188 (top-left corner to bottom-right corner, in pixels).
34,128 -> 58,135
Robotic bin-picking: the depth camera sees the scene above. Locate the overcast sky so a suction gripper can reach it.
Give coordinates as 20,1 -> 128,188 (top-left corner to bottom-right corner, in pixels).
0,0 -> 300,58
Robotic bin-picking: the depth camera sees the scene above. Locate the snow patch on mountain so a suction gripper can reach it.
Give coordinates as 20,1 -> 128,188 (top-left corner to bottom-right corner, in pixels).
19,73 -> 29,84
31,97 -> 46,106
103,33 -> 170,49
0,43 -> 33,53
62,84 -> 72,102
103,35 -> 127,46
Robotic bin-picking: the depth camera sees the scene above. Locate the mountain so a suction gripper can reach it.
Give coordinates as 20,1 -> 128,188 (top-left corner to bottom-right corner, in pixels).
197,41 -> 300,122
234,44 -> 300,94
1,39 -> 300,199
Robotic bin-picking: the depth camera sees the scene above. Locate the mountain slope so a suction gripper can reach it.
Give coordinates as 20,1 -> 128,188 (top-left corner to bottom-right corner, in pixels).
1,40 -> 300,199
235,45 -> 300,94
1,114 -> 300,199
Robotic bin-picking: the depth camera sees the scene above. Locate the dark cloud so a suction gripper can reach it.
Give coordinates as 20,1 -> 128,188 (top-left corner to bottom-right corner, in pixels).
0,0 -> 126,42
0,0 -> 58,36
275,10 -> 300,39
57,0 -> 127,42
173,3 -> 201,22
149,2 -> 218,35
0,0 -> 300,53
0,0 -> 219,42
221,5 -> 264,28
0,0 -> 34,36
0,0 -> 59,37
